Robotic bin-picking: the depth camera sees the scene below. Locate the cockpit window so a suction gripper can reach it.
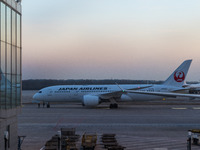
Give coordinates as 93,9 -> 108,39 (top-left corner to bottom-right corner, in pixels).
39,91 -> 42,93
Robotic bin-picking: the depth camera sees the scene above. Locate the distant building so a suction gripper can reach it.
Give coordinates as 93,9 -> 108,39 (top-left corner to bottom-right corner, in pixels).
0,0 -> 22,150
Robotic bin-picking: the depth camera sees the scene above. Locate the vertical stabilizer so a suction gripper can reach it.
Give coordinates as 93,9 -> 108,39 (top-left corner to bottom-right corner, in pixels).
163,59 -> 192,87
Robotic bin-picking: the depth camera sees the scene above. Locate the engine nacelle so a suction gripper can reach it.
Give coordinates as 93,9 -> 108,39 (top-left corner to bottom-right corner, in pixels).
82,95 -> 100,107
120,94 -> 132,101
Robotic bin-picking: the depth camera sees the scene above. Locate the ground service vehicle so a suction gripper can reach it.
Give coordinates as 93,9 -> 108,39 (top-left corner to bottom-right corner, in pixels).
82,132 -> 97,150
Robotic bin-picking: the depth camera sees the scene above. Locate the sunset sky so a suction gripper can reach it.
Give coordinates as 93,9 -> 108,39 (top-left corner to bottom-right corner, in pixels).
22,0 -> 200,81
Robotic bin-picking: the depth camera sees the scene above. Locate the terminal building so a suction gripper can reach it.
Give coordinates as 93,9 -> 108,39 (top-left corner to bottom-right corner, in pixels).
0,0 -> 22,150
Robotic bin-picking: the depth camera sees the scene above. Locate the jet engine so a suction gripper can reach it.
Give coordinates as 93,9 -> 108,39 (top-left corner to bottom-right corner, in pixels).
82,95 -> 100,107
120,94 -> 132,101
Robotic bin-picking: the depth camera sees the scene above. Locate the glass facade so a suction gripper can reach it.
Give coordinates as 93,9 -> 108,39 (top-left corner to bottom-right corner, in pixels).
0,1 -> 21,109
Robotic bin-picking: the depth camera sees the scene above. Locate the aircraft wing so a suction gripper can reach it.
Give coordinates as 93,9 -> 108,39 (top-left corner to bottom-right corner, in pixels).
99,85 -> 152,99
123,89 -> 200,99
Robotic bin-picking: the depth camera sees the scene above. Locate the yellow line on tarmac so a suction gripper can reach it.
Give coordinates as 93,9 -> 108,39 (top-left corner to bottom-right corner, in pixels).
172,107 -> 187,110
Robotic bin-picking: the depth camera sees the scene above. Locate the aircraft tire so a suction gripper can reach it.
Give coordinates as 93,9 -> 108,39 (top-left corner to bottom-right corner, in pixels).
114,103 -> 118,108
110,103 -> 118,109
47,103 -> 50,108
109,104 -> 113,109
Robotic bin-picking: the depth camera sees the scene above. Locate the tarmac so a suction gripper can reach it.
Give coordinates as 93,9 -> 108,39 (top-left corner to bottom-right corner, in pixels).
18,90 -> 200,150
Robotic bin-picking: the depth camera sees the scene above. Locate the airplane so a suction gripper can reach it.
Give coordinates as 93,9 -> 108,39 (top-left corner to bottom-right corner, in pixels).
33,59 -> 200,108
183,83 -> 200,89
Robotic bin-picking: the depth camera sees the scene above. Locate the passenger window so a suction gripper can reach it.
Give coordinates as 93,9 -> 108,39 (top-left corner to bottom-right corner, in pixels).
39,91 -> 42,93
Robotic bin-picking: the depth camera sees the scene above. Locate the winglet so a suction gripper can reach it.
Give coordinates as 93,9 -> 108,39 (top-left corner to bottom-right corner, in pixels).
115,82 -> 125,92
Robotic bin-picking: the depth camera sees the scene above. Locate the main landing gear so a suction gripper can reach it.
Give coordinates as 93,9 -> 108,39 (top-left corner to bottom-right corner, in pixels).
109,103 -> 118,109
109,98 -> 118,109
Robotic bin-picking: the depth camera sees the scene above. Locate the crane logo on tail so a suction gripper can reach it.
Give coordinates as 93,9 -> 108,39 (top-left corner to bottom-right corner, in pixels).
174,71 -> 185,82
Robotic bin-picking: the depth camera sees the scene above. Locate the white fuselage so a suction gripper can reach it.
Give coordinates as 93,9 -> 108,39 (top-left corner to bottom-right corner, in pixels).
33,84 -> 185,103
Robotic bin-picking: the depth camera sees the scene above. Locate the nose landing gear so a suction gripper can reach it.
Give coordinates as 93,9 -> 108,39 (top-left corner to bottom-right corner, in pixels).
47,102 -> 50,108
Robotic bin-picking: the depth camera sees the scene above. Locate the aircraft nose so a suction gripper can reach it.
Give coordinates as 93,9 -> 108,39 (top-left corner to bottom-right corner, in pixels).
33,93 -> 40,100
